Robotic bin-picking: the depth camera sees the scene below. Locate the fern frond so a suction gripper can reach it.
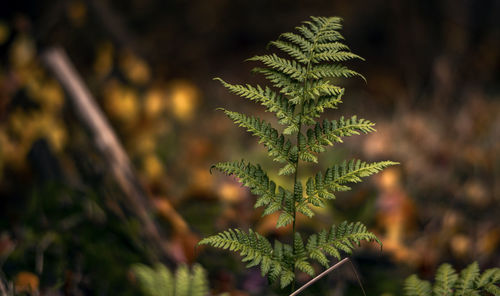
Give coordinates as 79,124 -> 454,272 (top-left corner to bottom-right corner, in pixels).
307,16 -> 344,42
209,16 -> 398,292
190,265 -> 209,296
311,50 -> 364,64
298,132 -> 318,163
219,109 -> 293,164
132,264 -> 209,296
305,221 -> 381,266
433,263 -> 458,296
308,64 -> 365,81
247,54 -> 306,80
404,262 -> 500,296
294,80 -> 344,110
314,42 -> 350,52
198,229 -> 294,287
214,79 -> 297,133
269,40 -> 308,64
175,266 -> 190,296
133,264 -> 174,296
320,159 -> 399,193
304,80 -> 344,98
404,275 -> 432,296
293,232 -> 315,276
476,268 -> 500,288
484,284 -> 500,296
305,171 -> 335,207
211,160 -> 288,214
251,67 -> 300,98
280,32 -> 313,53
456,262 -> 480,296
305,116 -> 376,152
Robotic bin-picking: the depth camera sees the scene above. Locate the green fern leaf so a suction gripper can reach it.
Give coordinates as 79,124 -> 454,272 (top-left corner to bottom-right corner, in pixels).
484,284 -> 500,296
190,265 -> 209,296
280,270 -> 295,289
269,40 -> 308,64
132,264 -> 209,296
308,64 -> 364,81
215,78 -> 297,133
198,229 -> 293,283
278,163 -> 296,176
293,232 -> 315,276
476,268 -> 500,288
276,211 -> 294,228
207,15 -> 398,291
305,116 -> 376,152
456,262 -> 480,296
251,67 -> 300,98
211,160 -> 288,214
248,54 -> 306,80
175,265 -> 190,296
306,221 -> 380,266
133,264 -> 174,296
404,275 -> 432,296
404,262 -> 500,296
219,109 -> 293,163
279,32 -> 313,54
311,50 -> 364,63
322,159 -> 399,192
433,263 -> 458,296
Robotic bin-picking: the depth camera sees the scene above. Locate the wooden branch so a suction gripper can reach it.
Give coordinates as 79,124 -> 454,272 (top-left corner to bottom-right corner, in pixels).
289,257 -> 350,296
42,47 -> 167,257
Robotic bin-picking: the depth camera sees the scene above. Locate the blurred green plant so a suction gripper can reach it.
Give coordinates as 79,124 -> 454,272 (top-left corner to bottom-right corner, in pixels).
199,16 -> 398,293
404,262 -> 500,296
132,263 -> 211,296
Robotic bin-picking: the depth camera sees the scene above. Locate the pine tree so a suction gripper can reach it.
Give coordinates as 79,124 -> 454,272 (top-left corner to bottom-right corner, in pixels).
199,16 -> 398,292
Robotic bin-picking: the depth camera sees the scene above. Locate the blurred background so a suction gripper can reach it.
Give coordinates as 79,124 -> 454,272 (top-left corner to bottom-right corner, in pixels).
0,0 -> 499,295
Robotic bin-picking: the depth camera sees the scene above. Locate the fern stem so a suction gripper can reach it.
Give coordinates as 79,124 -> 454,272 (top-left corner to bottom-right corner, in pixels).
291,105 -> 303,293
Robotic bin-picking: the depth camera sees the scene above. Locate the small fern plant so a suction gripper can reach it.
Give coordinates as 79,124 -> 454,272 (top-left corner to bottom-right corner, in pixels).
132,263 -> 211,296
404,262 -> 500,296
199,16 -> 398,292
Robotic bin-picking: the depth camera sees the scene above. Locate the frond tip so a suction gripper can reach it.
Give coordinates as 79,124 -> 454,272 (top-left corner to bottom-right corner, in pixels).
305,159 -> 398,205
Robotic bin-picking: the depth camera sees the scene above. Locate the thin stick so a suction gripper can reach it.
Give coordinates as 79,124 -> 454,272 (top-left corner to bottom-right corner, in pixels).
42,47 -> 172,259
348,259 -> 367,296
289,257 -> 350,296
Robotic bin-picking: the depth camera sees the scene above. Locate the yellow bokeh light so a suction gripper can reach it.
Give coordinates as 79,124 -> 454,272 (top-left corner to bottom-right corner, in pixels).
167,80 -> 199,122
144,87 -> 166,119
9,35 -> 35,69
142,154 -> 165,181
119,51 -> 151,85
102,80 -> 140,125
94,42 -> 114,78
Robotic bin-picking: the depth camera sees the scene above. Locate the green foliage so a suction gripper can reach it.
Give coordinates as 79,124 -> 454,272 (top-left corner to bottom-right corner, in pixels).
198,228 -> 294,288
132,263 -> 210,296
202,16 -> 398,290
404,262 -> 500,296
